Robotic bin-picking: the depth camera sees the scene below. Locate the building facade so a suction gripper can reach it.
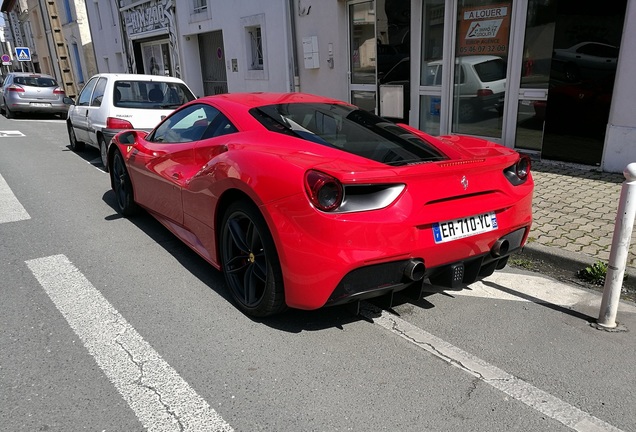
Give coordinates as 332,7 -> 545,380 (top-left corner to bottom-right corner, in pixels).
1,0 -> 96,98
4,0 -> 636,173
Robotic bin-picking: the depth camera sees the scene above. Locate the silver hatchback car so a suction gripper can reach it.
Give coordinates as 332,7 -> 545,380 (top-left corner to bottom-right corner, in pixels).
0,72 -> 71,118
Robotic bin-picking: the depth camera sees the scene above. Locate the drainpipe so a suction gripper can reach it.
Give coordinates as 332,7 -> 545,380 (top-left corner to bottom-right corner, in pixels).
287,0 -> 300,92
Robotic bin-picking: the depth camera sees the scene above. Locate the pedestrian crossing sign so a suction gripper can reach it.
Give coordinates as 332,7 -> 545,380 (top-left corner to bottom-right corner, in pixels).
15,47 -> 31,62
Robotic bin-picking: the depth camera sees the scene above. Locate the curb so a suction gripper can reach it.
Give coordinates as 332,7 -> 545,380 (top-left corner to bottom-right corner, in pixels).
517,243 -> 636,292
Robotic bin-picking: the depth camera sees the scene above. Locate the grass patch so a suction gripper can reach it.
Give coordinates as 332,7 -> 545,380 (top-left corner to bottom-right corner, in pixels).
577,261 -> 608,286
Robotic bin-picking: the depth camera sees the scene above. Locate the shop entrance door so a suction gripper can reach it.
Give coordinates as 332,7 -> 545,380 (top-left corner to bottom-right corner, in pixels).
450,0 -> 514,141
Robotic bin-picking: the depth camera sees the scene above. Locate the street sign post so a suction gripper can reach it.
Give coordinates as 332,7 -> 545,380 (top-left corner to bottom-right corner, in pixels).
15,47 -> 31,62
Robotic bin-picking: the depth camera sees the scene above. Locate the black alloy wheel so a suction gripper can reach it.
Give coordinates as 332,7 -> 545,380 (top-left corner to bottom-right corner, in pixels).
67,123 -> 85,151
111,151 -> 139,217
221,201 -> 286,317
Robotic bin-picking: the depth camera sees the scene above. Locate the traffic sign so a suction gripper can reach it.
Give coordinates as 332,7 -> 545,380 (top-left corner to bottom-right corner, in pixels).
1,54 -> 10,62
15,47 -> 31,62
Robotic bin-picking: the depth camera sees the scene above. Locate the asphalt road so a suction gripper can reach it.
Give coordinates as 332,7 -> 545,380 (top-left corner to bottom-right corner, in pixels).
1,114 -> 635,432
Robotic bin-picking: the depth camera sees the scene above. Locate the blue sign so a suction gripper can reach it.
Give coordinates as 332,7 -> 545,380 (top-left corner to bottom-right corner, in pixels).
15,47 -> 31,62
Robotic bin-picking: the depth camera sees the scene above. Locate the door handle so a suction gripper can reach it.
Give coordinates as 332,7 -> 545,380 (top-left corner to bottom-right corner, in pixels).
172,172 -> 181,179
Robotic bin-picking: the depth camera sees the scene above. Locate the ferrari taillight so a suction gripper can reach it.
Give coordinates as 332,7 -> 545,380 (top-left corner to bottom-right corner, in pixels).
107,117 -> 133,129
516,155 -> 531,180
504,155 -> 532,186
304,170 -> 343,212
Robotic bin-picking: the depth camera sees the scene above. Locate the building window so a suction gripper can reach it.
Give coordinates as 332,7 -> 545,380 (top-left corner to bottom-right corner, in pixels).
63,0 -> 73,23
193,0 -> 207,14
241,14 -> 267,80
94,2 -> 103,30
72,43 -> 84,84
247,26 -> 263,70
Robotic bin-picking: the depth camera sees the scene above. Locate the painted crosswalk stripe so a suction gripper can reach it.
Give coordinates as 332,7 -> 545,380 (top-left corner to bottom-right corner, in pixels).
361,303 -> 623,432
26,254 -> 234,432
0,172 -> 30,223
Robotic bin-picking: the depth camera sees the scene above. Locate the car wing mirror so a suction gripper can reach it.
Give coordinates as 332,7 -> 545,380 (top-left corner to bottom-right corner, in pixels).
63,96 -> 75,105
118,130 -> 148,146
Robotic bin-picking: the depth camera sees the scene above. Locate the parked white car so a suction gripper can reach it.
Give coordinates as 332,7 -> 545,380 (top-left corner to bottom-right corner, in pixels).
67,73 -> 196,170
425,55 -> 507,121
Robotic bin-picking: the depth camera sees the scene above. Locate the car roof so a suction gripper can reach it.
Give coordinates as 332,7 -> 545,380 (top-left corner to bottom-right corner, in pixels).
428,55 -> 504,66
9,72 -> 56,78
89,73 -> 188,83
198,92 -> 350,109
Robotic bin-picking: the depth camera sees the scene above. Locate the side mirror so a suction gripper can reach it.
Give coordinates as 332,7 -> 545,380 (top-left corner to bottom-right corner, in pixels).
63,96 -> 75,105
117,130 -> 148,145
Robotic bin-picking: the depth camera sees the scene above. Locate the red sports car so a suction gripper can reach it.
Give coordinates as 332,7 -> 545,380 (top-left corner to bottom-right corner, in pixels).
107,92 -> 533,317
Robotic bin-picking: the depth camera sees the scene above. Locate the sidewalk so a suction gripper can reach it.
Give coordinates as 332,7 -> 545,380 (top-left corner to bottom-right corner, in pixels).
522,159 -> 636,290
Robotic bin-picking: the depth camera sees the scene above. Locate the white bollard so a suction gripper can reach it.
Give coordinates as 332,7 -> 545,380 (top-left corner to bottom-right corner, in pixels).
597,163 -> 636,329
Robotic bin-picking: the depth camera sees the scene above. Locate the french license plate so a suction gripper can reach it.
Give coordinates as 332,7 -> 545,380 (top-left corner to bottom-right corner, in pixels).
432,212 -> 498,244
31,102 -> 51,107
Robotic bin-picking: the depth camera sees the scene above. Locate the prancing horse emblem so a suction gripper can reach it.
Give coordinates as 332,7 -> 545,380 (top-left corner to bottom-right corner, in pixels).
461,175 -> 468,190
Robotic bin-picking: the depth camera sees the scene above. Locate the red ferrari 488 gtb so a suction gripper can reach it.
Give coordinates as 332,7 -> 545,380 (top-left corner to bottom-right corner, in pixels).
108,92 -> 533,317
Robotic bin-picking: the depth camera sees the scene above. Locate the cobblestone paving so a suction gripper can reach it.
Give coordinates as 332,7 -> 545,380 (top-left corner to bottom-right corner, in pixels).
530,160 -> 636,268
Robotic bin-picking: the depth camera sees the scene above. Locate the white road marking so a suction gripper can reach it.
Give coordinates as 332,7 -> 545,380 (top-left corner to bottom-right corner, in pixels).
0,130 -> 25,137
361,304 -> 624,432
456,272 -> 636,314
26,254 -> 234,432
0,172 -> 30,223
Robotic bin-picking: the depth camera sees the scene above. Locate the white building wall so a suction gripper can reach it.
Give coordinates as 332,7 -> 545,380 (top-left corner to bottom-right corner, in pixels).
175,0 -> 295,97
84,1 -> 126,73
602,0 -> 636,173
292,0 -> 349,100
59,0 -> 96,86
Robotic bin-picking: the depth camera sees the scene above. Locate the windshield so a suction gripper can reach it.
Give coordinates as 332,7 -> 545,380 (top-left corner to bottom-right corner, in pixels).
474,59 -> 507,83
14,76 -> 57,87
113,81 -> 196,109
250,103 -> 447,166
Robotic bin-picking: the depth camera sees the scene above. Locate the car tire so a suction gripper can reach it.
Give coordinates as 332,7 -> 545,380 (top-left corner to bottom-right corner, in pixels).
458,101 -> 477,122
111,150 -> 139,217
67,123 -> 85,151
5,103 -> 14,119
99,136 -> 109,172
220,200 -> 286,317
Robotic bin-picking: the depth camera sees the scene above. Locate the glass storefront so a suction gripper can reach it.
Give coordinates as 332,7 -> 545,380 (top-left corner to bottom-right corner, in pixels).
348,0 -> 411,121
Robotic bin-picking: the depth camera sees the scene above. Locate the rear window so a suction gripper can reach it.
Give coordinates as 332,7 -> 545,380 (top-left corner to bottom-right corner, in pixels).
14,76 -> 57,87
250,103 -> 448,166
473,59 -> 507,83
113,81 -> 196,109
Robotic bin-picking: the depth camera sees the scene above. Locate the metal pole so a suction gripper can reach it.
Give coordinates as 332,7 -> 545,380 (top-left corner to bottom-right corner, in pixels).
597,162 -> 636,328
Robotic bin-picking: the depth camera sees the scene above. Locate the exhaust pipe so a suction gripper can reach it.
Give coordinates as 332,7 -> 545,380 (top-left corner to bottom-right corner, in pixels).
404,259 -> 425,281
491,239 -> 510,257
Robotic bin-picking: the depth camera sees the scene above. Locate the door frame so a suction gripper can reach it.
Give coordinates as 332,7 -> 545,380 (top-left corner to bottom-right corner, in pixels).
346,0 -> 378,113
412,0 -> 528,149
